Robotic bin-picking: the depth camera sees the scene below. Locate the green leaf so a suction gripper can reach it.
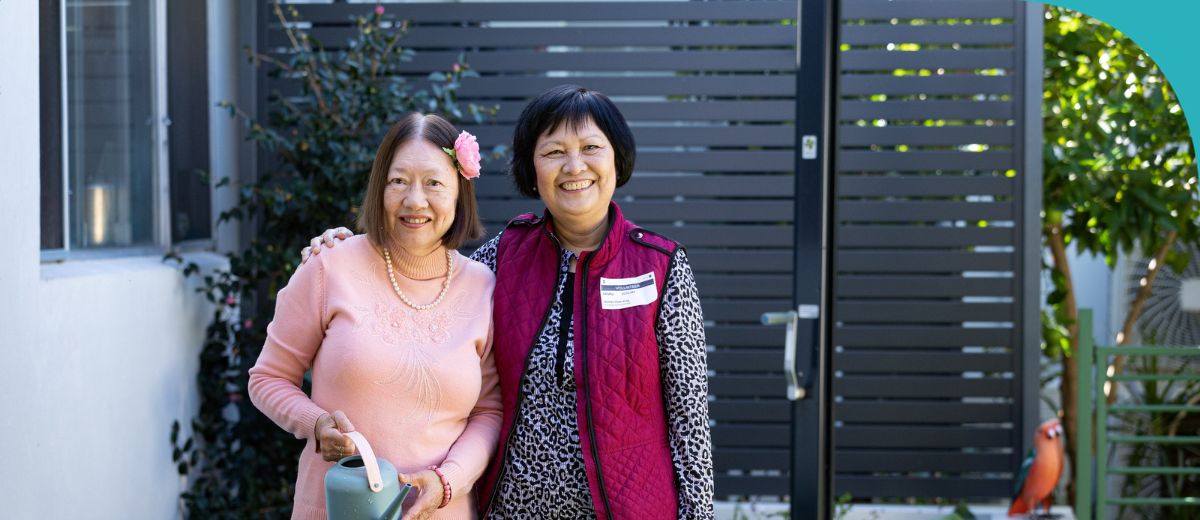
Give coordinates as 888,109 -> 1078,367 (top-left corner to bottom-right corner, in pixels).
1165,249 -> 1190,273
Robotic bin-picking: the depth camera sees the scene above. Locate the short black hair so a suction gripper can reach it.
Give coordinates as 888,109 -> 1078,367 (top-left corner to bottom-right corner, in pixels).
510,84 -> 636,198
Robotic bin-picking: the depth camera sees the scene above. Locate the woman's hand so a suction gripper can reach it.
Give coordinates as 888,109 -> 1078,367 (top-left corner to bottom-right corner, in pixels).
300,227 -> 355,264
397,469 -> 446,520
316,410 -> 357,462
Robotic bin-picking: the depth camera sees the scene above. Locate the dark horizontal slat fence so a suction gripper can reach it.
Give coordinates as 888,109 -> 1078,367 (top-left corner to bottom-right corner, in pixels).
832,0 -> 1025,501
270,0 -> 800,500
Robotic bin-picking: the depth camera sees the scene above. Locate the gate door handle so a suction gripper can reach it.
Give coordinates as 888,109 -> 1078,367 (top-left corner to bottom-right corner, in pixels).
761,309 -> 806,400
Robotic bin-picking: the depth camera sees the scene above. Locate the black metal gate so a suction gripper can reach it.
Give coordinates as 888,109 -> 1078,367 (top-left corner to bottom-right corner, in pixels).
828,0 -> 1039,502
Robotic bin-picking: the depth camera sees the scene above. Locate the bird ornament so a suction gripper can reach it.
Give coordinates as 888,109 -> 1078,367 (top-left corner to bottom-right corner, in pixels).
1008,418 -> 1065,517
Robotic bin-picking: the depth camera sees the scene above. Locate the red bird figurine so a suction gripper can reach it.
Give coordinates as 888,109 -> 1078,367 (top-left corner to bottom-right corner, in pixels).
1008,418 -> 1065,517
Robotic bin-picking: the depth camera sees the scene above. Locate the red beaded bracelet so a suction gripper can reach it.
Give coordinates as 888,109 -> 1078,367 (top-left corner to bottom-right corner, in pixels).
427,465 -> 452,509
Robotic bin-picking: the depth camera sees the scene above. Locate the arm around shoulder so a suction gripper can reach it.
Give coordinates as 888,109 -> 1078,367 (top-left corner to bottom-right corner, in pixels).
468,231 -> 503,274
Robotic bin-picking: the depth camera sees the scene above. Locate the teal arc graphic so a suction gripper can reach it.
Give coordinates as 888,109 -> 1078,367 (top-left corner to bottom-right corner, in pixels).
1027,0 -> 1200,179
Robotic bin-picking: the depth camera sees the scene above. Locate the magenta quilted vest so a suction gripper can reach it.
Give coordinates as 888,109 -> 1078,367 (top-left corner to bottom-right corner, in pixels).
478,202 -> 680,519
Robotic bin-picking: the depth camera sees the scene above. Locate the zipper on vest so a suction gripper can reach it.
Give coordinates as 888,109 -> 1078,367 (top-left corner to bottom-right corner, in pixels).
579,252 -> 616,520
483,264 -> 565,517
556,272 -> 576,389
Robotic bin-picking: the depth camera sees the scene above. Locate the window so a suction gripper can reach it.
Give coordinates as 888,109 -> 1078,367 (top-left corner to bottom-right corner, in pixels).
40,0 -> 211,256
166,0 -> 211,243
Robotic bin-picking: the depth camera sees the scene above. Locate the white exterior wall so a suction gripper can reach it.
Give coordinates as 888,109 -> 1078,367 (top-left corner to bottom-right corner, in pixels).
0,2 -> 223,518
1040,250 -> 1112,348
1070,250 -> 1112,345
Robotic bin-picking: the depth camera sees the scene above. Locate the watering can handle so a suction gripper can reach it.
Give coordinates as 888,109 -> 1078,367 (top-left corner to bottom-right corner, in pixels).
343,431 -> 385,493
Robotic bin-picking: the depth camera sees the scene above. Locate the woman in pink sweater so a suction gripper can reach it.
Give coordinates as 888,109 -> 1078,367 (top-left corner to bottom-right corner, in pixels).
248,113 -> 500,520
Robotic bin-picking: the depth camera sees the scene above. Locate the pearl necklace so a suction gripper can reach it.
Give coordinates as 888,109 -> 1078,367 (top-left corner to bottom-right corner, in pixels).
383,248 -> 453,311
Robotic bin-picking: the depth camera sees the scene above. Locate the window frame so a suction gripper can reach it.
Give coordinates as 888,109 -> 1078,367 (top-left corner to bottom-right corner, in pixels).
40,0 -> 174,262
166,0 -> 213,245
38,0 -> 64,251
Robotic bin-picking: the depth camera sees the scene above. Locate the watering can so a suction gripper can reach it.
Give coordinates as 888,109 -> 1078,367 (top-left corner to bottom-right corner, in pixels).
325,431 -> 413,520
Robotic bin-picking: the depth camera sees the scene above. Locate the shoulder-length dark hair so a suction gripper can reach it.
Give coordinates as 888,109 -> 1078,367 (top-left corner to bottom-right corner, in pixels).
510,84 -> 636,198
357,113 -> 484,251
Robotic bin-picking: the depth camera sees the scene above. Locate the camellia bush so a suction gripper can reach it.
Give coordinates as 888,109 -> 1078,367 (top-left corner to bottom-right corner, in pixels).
166,4 -> 491,517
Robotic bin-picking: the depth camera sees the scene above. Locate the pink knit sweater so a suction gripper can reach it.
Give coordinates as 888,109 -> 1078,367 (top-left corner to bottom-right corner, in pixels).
248,235 -> 501,520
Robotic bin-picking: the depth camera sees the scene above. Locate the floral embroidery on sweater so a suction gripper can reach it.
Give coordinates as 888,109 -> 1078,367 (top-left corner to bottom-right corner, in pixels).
353,263 -> 481,424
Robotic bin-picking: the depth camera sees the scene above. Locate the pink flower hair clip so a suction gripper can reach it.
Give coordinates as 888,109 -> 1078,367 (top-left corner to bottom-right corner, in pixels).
443,131 -> 481,179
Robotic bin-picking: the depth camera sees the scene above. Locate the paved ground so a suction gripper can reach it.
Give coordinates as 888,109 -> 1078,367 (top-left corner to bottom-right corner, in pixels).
715,501 -> 1077,520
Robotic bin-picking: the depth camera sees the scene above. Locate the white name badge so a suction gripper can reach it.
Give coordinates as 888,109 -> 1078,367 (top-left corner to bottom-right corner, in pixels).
600,272 -> 658,310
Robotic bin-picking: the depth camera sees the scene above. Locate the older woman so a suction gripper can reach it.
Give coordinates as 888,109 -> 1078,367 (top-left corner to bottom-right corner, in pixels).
250,113 -> 501,520
307,85 -> 714,519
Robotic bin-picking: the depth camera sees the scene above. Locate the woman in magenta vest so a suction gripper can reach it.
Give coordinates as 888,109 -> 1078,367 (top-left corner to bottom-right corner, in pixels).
306,85 -> 714,519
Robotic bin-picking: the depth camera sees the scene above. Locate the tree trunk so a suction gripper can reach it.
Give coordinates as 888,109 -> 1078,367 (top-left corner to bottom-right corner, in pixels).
1107,231 -> 1177,404
1046,223 -> 1079,505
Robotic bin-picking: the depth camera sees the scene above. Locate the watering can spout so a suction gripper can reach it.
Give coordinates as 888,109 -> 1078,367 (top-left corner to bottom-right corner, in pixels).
383,484 -> 412,520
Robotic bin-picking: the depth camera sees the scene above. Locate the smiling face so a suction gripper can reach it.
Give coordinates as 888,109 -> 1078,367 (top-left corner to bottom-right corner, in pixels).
382,138 -> 459,254
533,117 -> 617,230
